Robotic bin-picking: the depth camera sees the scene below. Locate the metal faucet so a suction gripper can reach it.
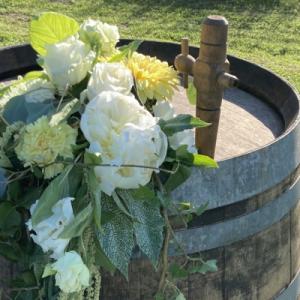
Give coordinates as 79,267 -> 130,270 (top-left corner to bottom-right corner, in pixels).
175,15 -> 239,158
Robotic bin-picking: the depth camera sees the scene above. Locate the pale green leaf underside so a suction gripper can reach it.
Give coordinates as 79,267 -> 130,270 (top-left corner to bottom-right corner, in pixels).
30,12 -> 79,55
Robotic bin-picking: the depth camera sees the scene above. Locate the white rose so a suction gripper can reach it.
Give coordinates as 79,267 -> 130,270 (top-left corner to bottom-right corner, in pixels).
0,78 -> 55,109
80,19 -> 119,56
43,36 -> 95,94
87,63 -> 133,100
52,251 -> 90,293
80,91 -> 168,195
153,101 -> 196,153
27,197 -> 74,259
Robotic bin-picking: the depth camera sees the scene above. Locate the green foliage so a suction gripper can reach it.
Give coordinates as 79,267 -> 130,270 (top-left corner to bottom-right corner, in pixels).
186,77 -> 196,105
3,93 -> 55,125
0,201 -> 21,231
189,259 -> 218,274
164,164 -> 191,192
30,12 -> 79,55
50,98 -> 80,125
108,40 -> 143,62
159,114 -> 210,136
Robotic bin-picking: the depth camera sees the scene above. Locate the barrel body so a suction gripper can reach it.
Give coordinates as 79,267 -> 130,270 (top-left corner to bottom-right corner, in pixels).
0,41 -> 299,300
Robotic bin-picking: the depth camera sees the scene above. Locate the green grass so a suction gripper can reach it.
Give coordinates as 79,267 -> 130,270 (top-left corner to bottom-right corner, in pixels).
0,0 -> 299,90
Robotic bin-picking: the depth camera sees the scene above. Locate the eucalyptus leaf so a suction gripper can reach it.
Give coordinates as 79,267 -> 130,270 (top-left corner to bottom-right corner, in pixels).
2,94 -> 55,125
159,114 -> 210,136
30,12 -> 79,55
59,203 -> 92,239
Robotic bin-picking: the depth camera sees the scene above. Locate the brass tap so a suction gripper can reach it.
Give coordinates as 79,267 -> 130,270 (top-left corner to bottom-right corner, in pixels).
174,15 -> 239,158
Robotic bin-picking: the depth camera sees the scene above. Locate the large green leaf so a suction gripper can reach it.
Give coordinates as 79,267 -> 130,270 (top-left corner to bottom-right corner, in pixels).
30,12 -> 79,56
119,190 -> 164,267
2,93 -> 55,125
164,164 -> 192,192
95,197 -> 134,278
59,203 -> 92,239
159,114 -> 210,136
31,167 -> 71,226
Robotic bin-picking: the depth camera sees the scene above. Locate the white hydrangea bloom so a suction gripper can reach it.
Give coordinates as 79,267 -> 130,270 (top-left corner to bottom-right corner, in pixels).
52,251 -> 90,293
80,19 -> 119,56
0,78 -> 55,110
26,197 -> 74,259
87,62 -> 133,100
43,36 -> 95,94
80,91 -> 168,195
153,101 -> 196,153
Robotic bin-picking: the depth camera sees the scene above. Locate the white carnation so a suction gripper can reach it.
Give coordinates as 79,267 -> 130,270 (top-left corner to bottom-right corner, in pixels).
153,101 -> 196,153
52,251 -> 90,293
27,197 -> 74,259
43,36 -> 95,94
87,62 -> 133,100
0,78 -> 55,109
80,91 -> 168,195
80,19 -> 119,56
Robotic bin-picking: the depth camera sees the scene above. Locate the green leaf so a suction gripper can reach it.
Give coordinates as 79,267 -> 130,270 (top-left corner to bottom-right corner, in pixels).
193,154 -> 218,168
24,71 -> 48,81
112,191 -> 134,219
96,196 -> 134,278
84,151 -> 102,165
109,40 -> 143,62
186,77 -> 196,105
42,264 -> 56,278
164,164 -> 191,192
159,114 -> 210,136
59,203 -> 92,239
0,202 -> 21,230
31,167 -> 71,226
0,242 -> 20,261
189,259 -> 218,274
50,98 -> 80,125
169,263 -> 189,279
94,242 -> 116,273
30,12 -> 79,55
2,94 -> 55,125
119,190 -> 164,266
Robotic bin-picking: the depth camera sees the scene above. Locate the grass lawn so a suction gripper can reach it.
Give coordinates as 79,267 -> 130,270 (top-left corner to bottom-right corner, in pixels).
0,0 -> 299,91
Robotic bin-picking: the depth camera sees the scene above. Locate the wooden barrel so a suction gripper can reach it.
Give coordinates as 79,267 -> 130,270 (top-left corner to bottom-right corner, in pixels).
0,41 -> 300,300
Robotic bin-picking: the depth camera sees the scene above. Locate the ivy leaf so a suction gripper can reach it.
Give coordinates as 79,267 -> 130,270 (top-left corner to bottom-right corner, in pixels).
31,167 -> 71,226
186,77 -> 196,105
59,203 -> 92,239
3,94 -> 55,125
164,164 -> 191,193
50,98 -> 80,125
119,190 -> 164,267
159,114 -> 210,136
189,259 -> 218,274
30,12 -> 79,55
95,197 -> 134,279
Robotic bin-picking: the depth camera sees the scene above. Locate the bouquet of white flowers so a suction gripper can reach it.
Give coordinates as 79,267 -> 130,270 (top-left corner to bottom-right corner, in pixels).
0,12 -> 217,300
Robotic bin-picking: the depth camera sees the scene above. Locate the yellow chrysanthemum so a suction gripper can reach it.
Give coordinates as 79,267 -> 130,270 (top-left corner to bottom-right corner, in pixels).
16,116 -> 77,178
126,52 -> 179,103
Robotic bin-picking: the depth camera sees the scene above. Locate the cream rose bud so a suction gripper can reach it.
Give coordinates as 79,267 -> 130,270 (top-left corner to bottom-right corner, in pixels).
87,63 -> 133,100
153,101 -> 196,153
80,91 -> 168,195
26,197 -> 74,259
43,36 -> 95,94
80,19 -> 119,56
52,251 -> 90,293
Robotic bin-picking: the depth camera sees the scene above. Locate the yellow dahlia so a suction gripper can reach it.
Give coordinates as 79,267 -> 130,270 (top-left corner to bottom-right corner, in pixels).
126,52 -> 179,103
16,116 -> 77,178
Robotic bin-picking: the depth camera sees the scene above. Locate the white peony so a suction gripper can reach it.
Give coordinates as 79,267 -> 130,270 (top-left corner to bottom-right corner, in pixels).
52,251 -> 90,293
87,62 -> 133,100
79,19 -> 119,56
43,36 -> 95,94
153,101 -> 196,153
0,78 -> 55,109
27,197 -> 74,259
80,91 -> 168,195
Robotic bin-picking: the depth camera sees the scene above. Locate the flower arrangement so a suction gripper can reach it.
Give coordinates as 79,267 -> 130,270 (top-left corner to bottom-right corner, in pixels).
0,12 -> 218,300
